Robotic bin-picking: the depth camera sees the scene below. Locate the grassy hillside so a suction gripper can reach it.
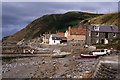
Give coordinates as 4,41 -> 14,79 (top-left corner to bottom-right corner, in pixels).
4,11 -> 102,42
80,12 -> 120,29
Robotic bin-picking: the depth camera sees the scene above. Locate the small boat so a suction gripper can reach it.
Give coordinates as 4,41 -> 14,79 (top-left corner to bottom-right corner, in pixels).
76,58 -> 96,62
80,53 -> 98,58
92,49 -> 111,56
52,55 -> 66,58
52,52 -> 70,58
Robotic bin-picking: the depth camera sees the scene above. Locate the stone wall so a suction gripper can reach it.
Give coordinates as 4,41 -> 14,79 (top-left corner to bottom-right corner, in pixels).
91,32 -> 120,44
67,40 -> 85,53
93,56 -> 118,79
28,40 -> 85,53
67,35 -> 85,41
93,62 -> 118,79
2,46 -> 30,54
86,28 -> 91,46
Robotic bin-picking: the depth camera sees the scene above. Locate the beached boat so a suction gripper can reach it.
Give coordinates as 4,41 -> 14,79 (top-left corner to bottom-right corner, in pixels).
52,52 -> 71,58
76,58 -> 96,62
80,53 -> 98,58
52,55 -> 66,58
92,49 -> 111,56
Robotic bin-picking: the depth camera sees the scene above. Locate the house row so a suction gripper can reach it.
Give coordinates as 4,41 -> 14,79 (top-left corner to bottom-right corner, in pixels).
42,24 -> 120,45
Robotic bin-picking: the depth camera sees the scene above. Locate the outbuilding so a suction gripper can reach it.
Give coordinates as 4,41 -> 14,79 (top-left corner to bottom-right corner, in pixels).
49,34 -> 67,45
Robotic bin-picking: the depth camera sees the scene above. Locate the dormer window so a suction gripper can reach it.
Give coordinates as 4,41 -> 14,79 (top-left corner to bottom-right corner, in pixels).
94,25 -> 99,31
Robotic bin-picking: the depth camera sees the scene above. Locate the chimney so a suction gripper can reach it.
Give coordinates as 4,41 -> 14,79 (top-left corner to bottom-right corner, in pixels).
68,26 -> 71,35
115,24 -> 117,26
69,26 -> 71,30
82,24 -> 84,29
86,25 -> 88,29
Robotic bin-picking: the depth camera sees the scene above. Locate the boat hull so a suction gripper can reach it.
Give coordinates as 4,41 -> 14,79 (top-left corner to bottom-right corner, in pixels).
76,58 -> 96,62
80,54 -> 98,58
52,55 -> 66,58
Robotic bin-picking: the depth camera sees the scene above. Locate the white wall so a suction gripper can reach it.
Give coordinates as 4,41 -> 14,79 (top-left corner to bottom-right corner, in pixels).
104,38 -> 108,44
49,35 -> 61,45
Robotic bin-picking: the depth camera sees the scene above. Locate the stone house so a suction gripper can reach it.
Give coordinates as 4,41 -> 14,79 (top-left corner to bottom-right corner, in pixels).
65,26 -> 86,41
49,34 -> 67,45
86,25 -> 120,45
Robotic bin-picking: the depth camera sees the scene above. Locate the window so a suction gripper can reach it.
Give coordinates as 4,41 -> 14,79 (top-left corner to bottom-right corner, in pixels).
105,32 -> 109,38
101,50 -> 104,52
113,33 -> 116,37
74,32 -> 77,34
89,33 -> 91,36
96,39 -> 99,43
96,32 -> 99,37
95,26 -> 98,29
89,32 -> 91,36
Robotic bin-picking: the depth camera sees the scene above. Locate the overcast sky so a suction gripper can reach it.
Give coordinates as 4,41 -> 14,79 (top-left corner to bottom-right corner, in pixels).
2,2 -> 118,37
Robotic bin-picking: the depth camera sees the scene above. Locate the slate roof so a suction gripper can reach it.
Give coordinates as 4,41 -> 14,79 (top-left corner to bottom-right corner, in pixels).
52,37 -> 67,40
70,28 -> 86,35
51,34 -> 67,40
90,25 -> 119,33
52,34 -> 64,37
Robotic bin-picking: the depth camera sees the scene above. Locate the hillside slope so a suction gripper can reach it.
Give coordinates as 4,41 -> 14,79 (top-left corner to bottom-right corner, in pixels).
3,12 -> 102,42
80,12 -> 119,29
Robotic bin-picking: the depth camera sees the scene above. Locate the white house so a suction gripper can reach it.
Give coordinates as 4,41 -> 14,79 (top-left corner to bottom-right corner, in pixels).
49,34 -> 67,45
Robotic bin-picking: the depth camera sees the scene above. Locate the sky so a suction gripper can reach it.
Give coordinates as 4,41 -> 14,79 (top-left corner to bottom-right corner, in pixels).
2,2 -> 118,37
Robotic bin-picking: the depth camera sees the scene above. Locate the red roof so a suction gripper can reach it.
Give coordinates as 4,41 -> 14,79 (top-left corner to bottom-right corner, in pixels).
70,28 -> 86,35
57,32 -> 65,36
62,38 -> 67,40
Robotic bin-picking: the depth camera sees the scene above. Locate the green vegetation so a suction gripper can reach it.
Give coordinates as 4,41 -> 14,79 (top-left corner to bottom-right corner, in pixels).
30,12 -> 102,38
96,38 -> 120,50
18,12 -> 102,39
102,14 -> 114,24
81,12 -> 120,30
5,12 -> 119,42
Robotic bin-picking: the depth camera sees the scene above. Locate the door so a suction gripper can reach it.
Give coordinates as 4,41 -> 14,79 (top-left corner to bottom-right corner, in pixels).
101,39 -> 104,44
105,32 -> 108,38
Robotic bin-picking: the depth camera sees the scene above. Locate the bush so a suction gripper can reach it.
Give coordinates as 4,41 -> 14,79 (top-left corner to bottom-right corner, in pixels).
117,41 -> 120,50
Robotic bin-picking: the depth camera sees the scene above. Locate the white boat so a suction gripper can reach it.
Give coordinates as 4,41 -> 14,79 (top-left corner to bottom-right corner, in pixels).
92,49 -> 111,56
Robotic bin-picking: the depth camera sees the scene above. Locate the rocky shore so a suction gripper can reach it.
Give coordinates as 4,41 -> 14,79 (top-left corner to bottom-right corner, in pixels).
2,53 -> 98,78
1,42 -> 119,79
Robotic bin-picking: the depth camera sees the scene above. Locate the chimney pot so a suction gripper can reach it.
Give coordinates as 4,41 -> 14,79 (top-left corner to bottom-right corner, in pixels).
69,26 -> 71,30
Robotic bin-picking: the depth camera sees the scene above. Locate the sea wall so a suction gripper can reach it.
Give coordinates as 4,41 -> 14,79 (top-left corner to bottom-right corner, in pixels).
93,55 -> 119,79
2,46 -> 30,54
